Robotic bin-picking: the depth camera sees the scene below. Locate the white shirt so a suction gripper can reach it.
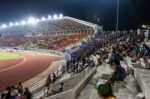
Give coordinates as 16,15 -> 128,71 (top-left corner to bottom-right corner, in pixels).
92,55 -> 98,65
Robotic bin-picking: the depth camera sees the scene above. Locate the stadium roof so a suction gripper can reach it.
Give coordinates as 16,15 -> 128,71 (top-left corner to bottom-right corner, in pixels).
0,15 -> 97,35
0,14 -> 63,29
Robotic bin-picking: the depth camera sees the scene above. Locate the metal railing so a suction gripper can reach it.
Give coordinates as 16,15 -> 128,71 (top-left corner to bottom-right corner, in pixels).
27,62 -> 63,93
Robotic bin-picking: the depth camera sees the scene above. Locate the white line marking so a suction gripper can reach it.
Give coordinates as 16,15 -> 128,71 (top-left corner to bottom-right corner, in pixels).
0,57 -> 26,73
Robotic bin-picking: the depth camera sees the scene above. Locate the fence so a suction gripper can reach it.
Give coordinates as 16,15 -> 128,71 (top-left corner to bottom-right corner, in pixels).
27,61 -> 64,94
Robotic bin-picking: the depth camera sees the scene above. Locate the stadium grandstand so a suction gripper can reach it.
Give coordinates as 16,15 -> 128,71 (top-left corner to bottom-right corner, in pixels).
0,14 -> 103,99
0,14 -> 150,99
0,15 -> 102,51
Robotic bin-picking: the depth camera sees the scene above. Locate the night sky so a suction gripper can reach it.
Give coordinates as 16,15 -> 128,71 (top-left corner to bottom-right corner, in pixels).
0,0 -> 149,30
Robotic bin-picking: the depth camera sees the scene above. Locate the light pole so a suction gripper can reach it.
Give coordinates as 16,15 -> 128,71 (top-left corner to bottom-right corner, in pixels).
116,0 -> 119,32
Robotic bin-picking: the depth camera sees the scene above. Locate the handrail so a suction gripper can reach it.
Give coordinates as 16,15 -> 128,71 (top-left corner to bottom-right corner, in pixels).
27,62 -> 63,93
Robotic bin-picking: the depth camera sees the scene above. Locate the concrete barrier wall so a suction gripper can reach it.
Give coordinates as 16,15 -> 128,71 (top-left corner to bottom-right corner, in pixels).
51,69 -> 86,92
45,67 -> 96,99
51,67 -> 94,92
75,68 -> 96,97
45,89 -> 75,99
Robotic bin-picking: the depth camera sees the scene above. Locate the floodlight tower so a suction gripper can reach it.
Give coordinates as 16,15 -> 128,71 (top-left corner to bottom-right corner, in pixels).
116,0 -> 119,32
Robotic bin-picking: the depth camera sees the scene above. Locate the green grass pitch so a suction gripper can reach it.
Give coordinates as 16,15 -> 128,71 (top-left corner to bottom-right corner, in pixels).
0,53 -> 22,60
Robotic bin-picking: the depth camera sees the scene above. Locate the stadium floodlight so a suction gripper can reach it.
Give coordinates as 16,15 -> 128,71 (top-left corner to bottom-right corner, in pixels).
59,14 -> 63,19
20,20 -> 26,25
48,15 -> 52,20
53,14 -> 58,19
36,19 -> 40,22
15,22 -> 19,25
142,25 -> 146,28
27,17 -> 37,24
9,22 -> 14,26
41,17 -> 46,21
1,24 -> 7,28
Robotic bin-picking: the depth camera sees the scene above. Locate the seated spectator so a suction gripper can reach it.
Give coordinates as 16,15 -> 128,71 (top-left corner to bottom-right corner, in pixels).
132,44 -> 150,68
23,87 -> 32,99
1,93 -> 6,99
108,59 -> 126,83
107,50 -> 122,65
95,83 -> 115,99
11,86 -> 18,99
133,44 -> 140,56
142,44 -> 150,68
5,86 -> 12,99
131,44 -> 142,62
16,90 -> 23,99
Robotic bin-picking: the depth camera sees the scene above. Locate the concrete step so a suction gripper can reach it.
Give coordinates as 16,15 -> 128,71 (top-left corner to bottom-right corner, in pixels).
77,62 -> 141,99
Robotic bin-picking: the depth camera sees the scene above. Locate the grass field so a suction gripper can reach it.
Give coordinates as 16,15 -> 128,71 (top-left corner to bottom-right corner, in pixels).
0,53 -> 22,60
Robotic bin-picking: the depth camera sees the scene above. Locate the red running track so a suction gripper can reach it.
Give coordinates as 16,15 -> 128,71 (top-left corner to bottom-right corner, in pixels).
0,52 -> 62,92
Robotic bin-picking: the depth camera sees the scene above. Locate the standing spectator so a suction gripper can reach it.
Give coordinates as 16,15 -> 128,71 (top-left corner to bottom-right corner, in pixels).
52,73 -> 56,83
18,82 -> 24,94
59,83 -> 64,93
23,87 -> 32,99
45,74 -> 52,92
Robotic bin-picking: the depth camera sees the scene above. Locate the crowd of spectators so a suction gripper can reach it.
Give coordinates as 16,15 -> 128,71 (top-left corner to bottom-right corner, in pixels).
1,28 -> 150,99
42,31 -> 132,98
0,34 -> 89,51
0,82 -> 32,99
55,29 -> 150,99
94,30 -> 150,99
